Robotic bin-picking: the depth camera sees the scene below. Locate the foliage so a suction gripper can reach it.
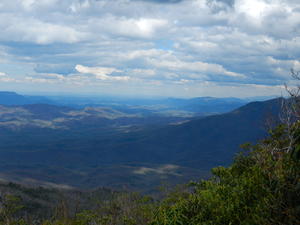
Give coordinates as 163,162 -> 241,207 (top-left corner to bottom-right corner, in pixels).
1,123 -> 300,224
151,123 -> 300,225
39,192 -> 156,225
1,109 -> 300,224
0,194 -> 25,225
2,122 -> 299,225
0,190 -> 156,225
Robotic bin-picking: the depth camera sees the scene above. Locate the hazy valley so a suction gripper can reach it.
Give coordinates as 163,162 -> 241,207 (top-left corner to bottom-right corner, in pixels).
0,92 -> 281,192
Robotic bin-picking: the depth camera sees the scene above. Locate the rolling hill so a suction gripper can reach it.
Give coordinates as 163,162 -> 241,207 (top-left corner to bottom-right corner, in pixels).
0,97 -> 283,191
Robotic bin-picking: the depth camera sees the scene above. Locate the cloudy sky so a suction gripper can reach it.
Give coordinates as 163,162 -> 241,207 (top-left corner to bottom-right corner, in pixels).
0,0 -> 299,97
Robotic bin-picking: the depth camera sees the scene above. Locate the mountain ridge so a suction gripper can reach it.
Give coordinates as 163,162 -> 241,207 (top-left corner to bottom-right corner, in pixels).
0,97 -> 283,191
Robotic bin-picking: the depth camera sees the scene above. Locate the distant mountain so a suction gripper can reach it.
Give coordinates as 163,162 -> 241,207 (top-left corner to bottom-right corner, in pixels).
0,98 -> 283,191
0,91 -> 249,117
0,91 -> 53,105
163,96 -> 247,114
62,97 -> 280,171
112,97 -> 282,169
48,95 -> 249,117
0,103 -> 188,131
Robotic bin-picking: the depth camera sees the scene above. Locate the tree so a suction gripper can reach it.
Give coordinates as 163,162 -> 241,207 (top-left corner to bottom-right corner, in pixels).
0,194 -> 25,225
150,69 -> 300,225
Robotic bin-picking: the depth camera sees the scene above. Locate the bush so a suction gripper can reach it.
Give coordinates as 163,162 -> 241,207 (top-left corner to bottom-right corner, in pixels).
151,124 -> 300,225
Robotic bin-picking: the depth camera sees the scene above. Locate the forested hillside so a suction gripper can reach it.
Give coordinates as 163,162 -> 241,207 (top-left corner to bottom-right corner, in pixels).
0,98 -> 281,191
1,112 -> 299,224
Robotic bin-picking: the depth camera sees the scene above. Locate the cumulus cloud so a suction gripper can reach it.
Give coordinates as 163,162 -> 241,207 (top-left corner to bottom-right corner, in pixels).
88,17 -> 169,39
0,0 -> 299,97
149,58 -> 245,77
75,64 -> 130,81
0,17 -> 86,44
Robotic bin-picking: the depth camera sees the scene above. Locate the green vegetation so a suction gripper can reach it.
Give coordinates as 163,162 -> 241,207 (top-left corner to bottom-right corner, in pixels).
1,121 -> 299,224
1,80 -> 300,225
0,188 -> 156,225
152,123 -> 300,224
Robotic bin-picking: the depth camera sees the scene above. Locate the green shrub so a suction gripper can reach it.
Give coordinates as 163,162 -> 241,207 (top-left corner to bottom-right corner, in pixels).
151,124 -> 300,225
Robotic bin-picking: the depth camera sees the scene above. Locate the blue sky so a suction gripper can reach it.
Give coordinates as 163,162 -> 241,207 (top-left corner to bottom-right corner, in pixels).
0,0 -> 299,97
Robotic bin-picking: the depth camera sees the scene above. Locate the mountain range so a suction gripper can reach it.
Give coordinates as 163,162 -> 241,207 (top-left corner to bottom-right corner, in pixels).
0,92 -> 283,192
0,91 -> 250,116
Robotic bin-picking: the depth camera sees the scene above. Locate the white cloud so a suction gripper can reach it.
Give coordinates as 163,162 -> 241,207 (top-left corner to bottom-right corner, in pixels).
0,77 -> 15,82
149,58 -> 245,77
0,0 -> 299,97
126,49 -> 169,59
131,68 -> 156,77
266,57 -> 300,77
235,0 -> 269,19
173,79 -> 192,84
89,17 -> 169,39
2,18 -> 86,44
75,64 -> 130,81
135,18 -> 168,37
0,72 -> 16,82
25,76 -> 55,84
24,72 -> 93,86
69,0 -> 90,13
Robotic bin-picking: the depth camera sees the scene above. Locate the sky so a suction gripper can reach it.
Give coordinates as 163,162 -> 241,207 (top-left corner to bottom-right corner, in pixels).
0,0 -> 299,98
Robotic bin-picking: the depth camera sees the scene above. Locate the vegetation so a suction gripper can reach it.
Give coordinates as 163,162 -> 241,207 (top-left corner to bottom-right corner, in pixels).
1,74 -> 300,224
0,187 -> 156,225
1,120 -> 299,224
0,97 -> 281,191
152,123 -> 300,225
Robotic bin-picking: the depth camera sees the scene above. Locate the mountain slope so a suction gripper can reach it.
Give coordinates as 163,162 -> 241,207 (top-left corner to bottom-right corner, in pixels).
0,91 -> 53,105
96,97 -> 282,168
0,98 -> 283,190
